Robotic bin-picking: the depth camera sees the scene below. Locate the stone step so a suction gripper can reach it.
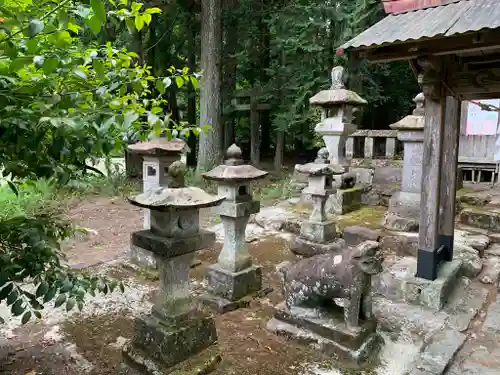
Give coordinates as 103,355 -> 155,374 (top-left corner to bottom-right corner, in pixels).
460,208 -> 500,232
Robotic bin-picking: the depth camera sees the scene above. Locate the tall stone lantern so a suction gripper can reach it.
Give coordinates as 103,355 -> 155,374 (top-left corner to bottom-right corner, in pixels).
122,161 -> 224,373
310,66 -> 367,167
201,144 -> 268,312
127,138 -> 190,268
382,93 -> 425,232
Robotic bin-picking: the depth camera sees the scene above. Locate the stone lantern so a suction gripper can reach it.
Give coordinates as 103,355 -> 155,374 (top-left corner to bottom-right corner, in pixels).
291,150 -> 345,257
310,66 -> 367,167
127,138 -> 190,268
122,161 -> 224,373
201,144 -> 268,312
382,93 -> 425,232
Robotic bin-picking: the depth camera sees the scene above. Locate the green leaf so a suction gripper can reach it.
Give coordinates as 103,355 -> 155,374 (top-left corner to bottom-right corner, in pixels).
67,22 -> 81,34
6,289 -> 19,306
36,281 -> 49,298
131,2 -> 143,12
142,13 -> 152,25
43,287 -> 57,303
119,282 -> 125,293
175,76 -> 184,88
11,299 -> 25,316
21,311 -> 31,324
155,79 -> 165,94
93,60 -> 105,78
9,57 -> 31,72
60,279 -> 73,293
0,272 -> 7,288
28,19 -> 45,38
86,16 -> 101,34
0,283 -> 14,300
91,0 -> 107,23
33,310 -> 42,319
190,76 -> 199,89
54,294 -> 66,308
134,15 -> 144,31
145,7 -> 161,14
26,39 -> 38,54
6,180 -> 18,196
66,298 -> 76,312
151,107 -> 162,114
42,58 -> 59,74
125,18 -> 135,34
73,68 -> 87,80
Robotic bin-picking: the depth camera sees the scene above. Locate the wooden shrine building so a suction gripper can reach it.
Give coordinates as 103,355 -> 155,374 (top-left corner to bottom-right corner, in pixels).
339,0 -> 500,280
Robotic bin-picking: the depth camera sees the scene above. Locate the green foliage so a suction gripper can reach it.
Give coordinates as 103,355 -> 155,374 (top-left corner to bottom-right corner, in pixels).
0,0 -> 201,324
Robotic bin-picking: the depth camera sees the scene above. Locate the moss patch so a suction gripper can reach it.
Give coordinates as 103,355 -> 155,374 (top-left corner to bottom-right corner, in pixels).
336,206 -> 386,230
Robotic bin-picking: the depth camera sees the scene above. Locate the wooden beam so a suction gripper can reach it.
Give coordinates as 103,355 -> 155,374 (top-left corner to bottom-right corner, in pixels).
358,29 -> 500,64
448,67 -> 500,98
438,96 -> 461,262
416,70 -> 445,280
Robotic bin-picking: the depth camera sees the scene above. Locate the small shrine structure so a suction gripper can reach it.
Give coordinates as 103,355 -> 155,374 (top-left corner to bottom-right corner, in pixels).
340,0 -> 500,280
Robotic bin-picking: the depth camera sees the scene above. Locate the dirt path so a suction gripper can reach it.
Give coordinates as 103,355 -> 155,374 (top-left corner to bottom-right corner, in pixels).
0,197 -> 337,375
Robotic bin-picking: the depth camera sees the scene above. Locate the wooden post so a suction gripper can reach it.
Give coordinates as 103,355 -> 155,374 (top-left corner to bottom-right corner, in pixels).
416,73 -> 445,281
438,96 -> 461,262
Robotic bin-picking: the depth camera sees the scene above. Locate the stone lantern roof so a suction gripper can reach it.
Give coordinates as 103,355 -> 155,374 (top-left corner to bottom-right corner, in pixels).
309,66 -> 367,107
202,144 -> 268,183
389,93 -> 425,130
128,161 -> 224,210
127,137 -> 190,157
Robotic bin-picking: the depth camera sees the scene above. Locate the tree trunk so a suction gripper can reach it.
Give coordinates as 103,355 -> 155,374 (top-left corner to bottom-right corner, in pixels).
197,0 -> 223,172
222,0 -> 238,150
274,130 -> 285,170
250,99 -> 260,166
186,7 -> 198,167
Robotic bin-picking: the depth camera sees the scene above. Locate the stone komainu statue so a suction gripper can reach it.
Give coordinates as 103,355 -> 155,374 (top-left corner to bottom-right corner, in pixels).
277,241 -> 383,332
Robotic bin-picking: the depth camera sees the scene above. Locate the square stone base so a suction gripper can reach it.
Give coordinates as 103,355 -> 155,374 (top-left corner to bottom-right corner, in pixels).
377,257 -> 463,311
121,344 -> 221,375
204,263 -> 262,302
129,245 -> 157,270
300,220 -> 338,244
267,303 -> 381,364
122,309 -> 217,372
289,236 -> 345,258
328,187 -> 362,215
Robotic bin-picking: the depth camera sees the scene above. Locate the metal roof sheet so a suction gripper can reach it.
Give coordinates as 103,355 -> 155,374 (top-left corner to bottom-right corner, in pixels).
341,0 -> 500,50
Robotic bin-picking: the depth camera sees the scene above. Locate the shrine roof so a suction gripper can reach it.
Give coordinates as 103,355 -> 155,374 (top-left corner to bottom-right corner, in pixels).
340,0 -> 500,51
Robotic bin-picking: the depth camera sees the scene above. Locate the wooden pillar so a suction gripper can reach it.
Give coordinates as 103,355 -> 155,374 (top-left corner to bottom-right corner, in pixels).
438,96 -> 461,262
416,72 -> 445,280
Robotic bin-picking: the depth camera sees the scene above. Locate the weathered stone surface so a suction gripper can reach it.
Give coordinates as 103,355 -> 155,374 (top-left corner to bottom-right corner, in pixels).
373,277 -> 487,339
454,249 -> 483,278
483,297 -> 500,334
299,220 -> 337,244
289,236 -> 344,257
375,257 -> 462,311
459,191 -> 492,207
410,330 -> 466,375
464,234 -> 490,253
328,187 -> 362,215
267,303 -> 381,364
278,241 -> 382,333
123,311 -> 217,371
350,168 -> 374,186
131,229 -> 215,258
382,212 -> 419,232
254,207 -> 303,234
343,226 -> 382,247
204,263 -> 262,302
372,167 -> 402,185
479,258 -> 500,284
129,245 -> 157,270
379,231 -> 419,257
460,208 -> 500,232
